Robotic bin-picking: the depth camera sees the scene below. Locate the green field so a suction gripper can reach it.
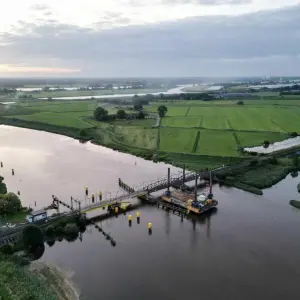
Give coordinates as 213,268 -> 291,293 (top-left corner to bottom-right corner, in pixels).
160,127 -> 198,153
202,117 -> 230,130
6,112 -> 92,128
162,116 -> 201,127
197,130 -> 238,156
1,96 -> 300,166
113,126 -> 158,150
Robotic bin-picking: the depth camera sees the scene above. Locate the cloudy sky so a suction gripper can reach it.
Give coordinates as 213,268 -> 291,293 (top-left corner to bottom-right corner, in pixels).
0,0 -> 299,77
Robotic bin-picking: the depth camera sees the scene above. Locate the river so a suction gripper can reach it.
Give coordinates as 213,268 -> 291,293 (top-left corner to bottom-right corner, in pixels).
35,85 -> 223,100
1,126 -> 300,300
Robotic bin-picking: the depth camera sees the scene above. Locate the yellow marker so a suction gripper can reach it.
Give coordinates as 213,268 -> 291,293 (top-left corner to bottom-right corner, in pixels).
136,211 -> 140,218
148,222 -> 152,229
115,207 -> 119,213
128,215 -> 132,221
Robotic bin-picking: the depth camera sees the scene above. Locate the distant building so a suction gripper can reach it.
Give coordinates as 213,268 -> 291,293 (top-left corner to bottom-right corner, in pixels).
26,209 -> 48,223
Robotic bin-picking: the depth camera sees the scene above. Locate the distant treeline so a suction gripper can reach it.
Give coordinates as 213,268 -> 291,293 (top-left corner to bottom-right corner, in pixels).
99,92 -> 215,104
0,88 -> 16,95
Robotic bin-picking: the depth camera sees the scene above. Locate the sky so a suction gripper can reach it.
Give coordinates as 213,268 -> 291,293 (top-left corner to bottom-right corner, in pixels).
0,0 -> 300,77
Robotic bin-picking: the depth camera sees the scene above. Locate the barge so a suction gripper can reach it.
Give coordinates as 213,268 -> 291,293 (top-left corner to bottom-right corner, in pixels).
160,171 -> 218,215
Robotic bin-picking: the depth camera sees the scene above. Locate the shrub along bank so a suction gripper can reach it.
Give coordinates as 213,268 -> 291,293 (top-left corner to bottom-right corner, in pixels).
289,200 -> 300,209
219,157 -> 299,195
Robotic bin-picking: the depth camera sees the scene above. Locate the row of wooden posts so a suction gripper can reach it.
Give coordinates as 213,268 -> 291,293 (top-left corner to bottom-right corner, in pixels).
118,178 -> 135,193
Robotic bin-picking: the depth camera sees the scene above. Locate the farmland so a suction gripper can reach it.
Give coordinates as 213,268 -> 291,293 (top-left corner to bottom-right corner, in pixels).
1,96 -> 300,170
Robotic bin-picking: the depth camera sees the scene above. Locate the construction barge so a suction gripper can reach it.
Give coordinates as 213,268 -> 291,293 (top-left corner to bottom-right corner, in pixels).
160,170 -> 218,215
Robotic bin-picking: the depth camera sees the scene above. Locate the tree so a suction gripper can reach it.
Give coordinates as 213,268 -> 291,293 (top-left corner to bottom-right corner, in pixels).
290,132 -> 298,138
0,176 -> 7,194
137,111 -> 145,119
157,105 -> 168,118
293,156 -> 299,168
94,107 -> 108,121
237,100 -> 244,105
3,193 -> 22,214
116,109 -> 127,119
22,224 -> 44,249
263,140 -> 270,148
134,103 -> 143,111
0,193 -> 22,215
46,240 -> 55,247
79,129 -> 88,137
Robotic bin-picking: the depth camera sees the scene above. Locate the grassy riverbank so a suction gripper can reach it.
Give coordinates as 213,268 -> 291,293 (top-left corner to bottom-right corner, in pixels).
0,255 -> 80,300
221,158 -> 298,195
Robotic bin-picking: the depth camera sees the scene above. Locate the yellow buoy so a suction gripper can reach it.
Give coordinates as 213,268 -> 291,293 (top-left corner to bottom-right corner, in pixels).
128,215 -> 132,221
148,222 -> 152,229
136,211 -> 140,218
115,207 -> 119,213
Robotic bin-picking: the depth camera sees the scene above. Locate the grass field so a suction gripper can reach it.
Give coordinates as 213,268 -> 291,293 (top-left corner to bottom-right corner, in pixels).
6,112 -> 92,128
197,130 -> 238,156
1,96 -> 300,162
162,116 -> 201,127
113,126 -> 158,150
160,128 -> 198,153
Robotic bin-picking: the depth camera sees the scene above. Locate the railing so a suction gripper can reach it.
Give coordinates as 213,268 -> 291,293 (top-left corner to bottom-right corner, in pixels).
71,169 -> 216,213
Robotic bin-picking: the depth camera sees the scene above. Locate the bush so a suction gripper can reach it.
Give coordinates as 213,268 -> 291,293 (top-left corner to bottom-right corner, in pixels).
45,226 -> 55,237
268,157 -> 278,165
291,171 -> 298,178
22,224 -> 44,249
290,132 -> 298,138
76,215 -> 87,228
0,244 -> 14,255
79,129 -> 88,137
55,225 -> 64,234
9,254 -> 30,266
249,159 -> 258,166
289,200 -> 300,209
64,223 -> 79,238
236,100 -> 244,105
46,240 -> 55,247
224,176 -> 235,186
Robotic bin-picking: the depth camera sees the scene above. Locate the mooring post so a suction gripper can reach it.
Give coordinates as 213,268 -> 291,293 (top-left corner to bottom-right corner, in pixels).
78,201 -> 81,213
209,171 -> 213,195
70,196 -> 73,210
167,167 -> 170,192
182,164 -> 186,188
194,173 -> 198,201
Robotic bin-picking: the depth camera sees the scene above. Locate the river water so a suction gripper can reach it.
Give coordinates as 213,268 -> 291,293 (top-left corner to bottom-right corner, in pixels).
36,85 -> 223,100
1,126 -> 300,300
244,136 -> 300,154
